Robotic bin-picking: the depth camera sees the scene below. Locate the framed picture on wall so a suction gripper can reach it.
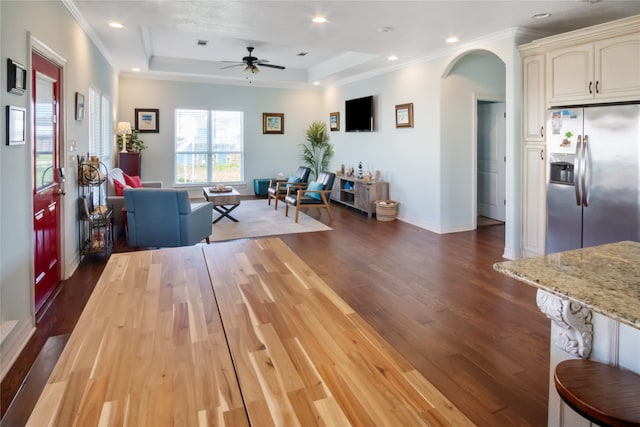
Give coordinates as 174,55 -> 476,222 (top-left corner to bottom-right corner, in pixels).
6,105 -> 26,145
75,92 -> 85,121
135,108 -> 160,133
7,59 -> 26,95
395,103 -> 414,128
263,113 -> 284,134
330,112 -> 340,131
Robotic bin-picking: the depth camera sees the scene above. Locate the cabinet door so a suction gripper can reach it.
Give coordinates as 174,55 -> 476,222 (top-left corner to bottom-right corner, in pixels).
594,33 -> 640,101
547,43 -> 594,105
523,55 -> 546,142
522,144 -> 546,257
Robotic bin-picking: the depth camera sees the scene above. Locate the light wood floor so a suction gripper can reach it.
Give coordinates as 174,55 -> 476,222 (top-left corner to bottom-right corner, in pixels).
1,201 -> 549,426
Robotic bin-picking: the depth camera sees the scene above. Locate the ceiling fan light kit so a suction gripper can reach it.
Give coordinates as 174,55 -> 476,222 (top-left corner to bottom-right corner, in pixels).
221,46 -> 285,80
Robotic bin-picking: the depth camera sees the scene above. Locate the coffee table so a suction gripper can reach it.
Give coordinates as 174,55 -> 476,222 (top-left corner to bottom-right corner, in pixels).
203,186 -> 241,223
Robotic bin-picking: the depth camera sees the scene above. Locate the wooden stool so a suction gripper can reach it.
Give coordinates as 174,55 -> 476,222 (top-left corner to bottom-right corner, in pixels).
554,359 -> 640,427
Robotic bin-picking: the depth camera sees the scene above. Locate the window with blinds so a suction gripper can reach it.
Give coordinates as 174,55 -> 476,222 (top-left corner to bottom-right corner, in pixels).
88,87 -> 112,160
175,109 -> 244,184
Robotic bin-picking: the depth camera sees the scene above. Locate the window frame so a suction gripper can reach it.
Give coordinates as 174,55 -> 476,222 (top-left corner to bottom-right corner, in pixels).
174,108 -> 244,185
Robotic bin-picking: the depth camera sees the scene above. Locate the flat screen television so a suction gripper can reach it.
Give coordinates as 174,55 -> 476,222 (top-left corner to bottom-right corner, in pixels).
345,96 -> 373,132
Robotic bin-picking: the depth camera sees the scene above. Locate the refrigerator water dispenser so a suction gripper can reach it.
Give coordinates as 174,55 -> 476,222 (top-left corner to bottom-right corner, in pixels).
549,153 -> 575,185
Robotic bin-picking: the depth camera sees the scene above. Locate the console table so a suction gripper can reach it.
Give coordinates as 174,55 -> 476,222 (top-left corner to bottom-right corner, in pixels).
331,175 -> 389,217
494,241 -> 640,427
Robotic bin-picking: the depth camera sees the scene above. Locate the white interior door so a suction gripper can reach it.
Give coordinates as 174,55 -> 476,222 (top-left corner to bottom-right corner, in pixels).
477,102 -> 506,221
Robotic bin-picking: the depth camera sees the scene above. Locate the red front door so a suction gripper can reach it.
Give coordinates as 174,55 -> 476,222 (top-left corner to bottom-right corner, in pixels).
32,52 -> 62,313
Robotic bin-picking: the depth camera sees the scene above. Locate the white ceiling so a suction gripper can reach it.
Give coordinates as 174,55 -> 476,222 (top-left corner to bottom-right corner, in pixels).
65,0 -> 640,88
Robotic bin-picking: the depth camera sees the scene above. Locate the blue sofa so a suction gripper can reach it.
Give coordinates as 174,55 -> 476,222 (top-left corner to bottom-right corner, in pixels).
123,188 -> 213,247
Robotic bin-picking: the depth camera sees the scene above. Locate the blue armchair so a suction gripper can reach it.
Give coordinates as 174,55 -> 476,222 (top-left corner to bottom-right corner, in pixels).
123,188 -> 213,247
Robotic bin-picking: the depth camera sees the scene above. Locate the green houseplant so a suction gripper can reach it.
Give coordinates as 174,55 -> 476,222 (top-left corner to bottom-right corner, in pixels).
300,121 -> 334,180
117,129 -> 147,153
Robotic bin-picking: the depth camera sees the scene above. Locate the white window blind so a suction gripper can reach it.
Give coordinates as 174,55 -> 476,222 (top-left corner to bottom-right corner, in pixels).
88,87 -> 111,160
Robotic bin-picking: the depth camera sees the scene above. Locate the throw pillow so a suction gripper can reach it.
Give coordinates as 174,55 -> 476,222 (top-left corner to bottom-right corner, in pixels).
123,173 -> 142,188
306,181 -> 324,200
113,179 -> 131,196
287,176 -> 301,188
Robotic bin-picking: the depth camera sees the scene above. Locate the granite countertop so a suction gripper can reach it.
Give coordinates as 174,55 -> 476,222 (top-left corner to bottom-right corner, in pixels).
493,241 -> 640,329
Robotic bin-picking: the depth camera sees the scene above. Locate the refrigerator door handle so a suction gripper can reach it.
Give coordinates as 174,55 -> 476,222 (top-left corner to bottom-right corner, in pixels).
582,135 -> 592,207
574,135 -> 583,206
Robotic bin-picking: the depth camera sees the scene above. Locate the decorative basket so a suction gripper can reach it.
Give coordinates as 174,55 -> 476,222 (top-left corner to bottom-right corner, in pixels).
375,200 -> 399,221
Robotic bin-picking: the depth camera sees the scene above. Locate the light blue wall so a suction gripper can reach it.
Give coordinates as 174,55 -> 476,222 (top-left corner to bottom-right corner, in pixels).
0,0 -> 117,377
117,77 -> 324,194
441,53 -> 506,231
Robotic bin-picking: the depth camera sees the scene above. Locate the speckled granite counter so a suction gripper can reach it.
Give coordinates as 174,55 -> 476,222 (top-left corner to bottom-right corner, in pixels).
494,240 -> 640,330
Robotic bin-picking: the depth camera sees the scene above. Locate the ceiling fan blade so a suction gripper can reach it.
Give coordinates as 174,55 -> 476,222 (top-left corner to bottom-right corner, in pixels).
219,63 -> 244,70
258,63 -> 285,70
255,59 -> 271,64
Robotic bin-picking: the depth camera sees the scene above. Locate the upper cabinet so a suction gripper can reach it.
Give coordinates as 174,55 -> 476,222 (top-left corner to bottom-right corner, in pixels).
523,54 -> 546,142
595,34 -> 640,101
546,32 -> 640,106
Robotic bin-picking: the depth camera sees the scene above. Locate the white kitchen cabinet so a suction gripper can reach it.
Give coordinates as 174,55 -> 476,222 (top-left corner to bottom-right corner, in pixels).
594,33 -> 640,101
523,54 -> 546,142
547,33 -> 640,105
522,144 -> 546,258
546,43 -> 593,104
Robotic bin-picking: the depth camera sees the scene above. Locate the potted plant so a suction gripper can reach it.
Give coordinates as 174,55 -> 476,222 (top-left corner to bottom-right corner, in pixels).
300,121 -> 334,180
117,128 -> 147,152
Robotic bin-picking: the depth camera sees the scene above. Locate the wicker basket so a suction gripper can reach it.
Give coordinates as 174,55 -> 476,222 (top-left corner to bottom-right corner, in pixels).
375,200 -> 399,221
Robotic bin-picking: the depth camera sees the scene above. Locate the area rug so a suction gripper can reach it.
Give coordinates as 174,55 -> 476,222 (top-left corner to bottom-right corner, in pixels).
211,199 -> 332,242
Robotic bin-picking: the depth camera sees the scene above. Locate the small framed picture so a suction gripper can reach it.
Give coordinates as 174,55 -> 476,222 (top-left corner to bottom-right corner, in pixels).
135,108 -> 159,133
6,105 -> 27,145
395,103 -> 414,128
330,112 -> 340,131
7,59 -> 27,95
263,113 -> 284,134
75,92 -> 85,121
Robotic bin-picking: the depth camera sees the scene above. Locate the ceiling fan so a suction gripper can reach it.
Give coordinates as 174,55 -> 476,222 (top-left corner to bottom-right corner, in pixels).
220,46 -> 286,75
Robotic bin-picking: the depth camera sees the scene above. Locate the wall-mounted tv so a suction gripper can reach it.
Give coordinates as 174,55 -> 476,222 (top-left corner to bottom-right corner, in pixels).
345,95 -> 373,132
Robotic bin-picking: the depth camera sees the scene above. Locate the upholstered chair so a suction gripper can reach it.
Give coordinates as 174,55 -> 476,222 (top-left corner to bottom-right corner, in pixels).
267,166 -> 311,209
123,188 -> 212,247
284,172 -> 336,223
106,168 -> 162,229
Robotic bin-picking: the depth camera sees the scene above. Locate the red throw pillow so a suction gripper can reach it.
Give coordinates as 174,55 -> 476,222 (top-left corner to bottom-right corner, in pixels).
123,173 -> 142,188
113,179 -> 128,196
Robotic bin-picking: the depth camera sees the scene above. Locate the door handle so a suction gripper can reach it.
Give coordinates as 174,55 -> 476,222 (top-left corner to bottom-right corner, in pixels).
582,135 -> 591,207
595,81 -> 599,94
540,148 -> 544,160
589,81 -> 593,94
574,135 -> 583,206
540,126 -> 544,138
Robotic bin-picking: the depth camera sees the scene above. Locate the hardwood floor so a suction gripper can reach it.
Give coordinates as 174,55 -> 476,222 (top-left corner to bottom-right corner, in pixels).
1,201 -> 549,426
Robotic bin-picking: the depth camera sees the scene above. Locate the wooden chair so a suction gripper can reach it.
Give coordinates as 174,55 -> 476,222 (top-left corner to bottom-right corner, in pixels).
284,172 -> 336,223
554,359 -> 640,427
267,166 -> 311,209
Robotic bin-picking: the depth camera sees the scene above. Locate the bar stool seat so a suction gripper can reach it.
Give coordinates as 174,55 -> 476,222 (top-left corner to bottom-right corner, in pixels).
554,359 -> 640,427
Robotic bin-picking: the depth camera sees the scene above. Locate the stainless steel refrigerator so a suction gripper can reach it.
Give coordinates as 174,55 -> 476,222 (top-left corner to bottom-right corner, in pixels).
546,103 -> 640,254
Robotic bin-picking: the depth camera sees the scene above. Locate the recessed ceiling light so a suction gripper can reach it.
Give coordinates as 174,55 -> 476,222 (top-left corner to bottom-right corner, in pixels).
132,68 -> 140,72
108,21 -> 124,29
388,55 -> 398,61
532,12 -> 551,19
377,26 -> 393,33
446,37 -> 459,43
313,81 -> 320,85
312,16 -> 327,23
